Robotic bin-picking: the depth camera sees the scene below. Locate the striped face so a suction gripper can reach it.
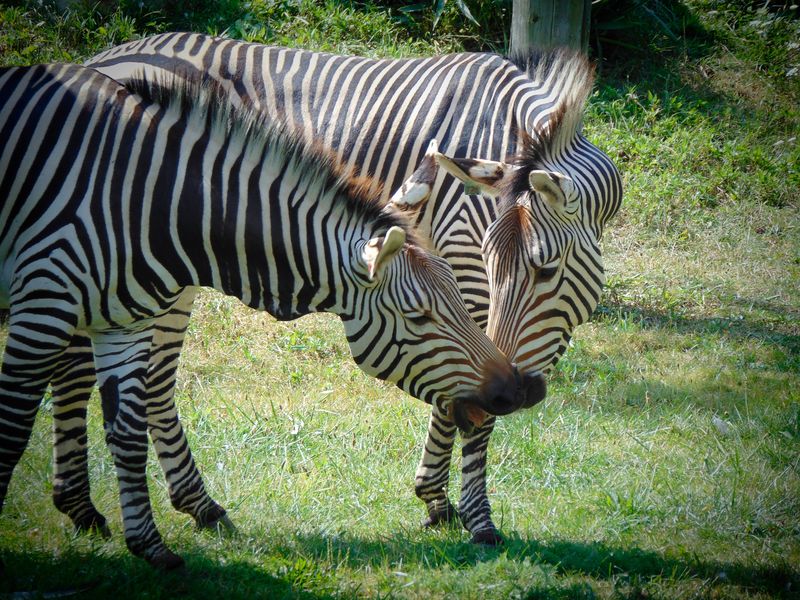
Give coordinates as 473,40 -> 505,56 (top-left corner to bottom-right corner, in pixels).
342,225 -> 531,433
436,141 -> 621,406
482,172 -> 604,376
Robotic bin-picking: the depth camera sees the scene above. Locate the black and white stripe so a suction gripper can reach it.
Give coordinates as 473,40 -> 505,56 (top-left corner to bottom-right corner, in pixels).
0,63 -> 520,567
78,34 -> 621,542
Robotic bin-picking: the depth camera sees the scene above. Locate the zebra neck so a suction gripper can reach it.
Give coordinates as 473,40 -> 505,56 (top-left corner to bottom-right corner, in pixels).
515,70 -> 589,158
516,79 -> 557,145
155,152 -> 358,321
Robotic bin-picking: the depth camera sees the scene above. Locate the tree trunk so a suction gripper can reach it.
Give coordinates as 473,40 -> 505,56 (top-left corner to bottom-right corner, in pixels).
509,0 -> 591,55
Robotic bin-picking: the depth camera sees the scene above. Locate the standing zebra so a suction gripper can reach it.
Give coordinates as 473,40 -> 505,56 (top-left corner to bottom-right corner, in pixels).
0,64 -> 524,568
79,34 -> 622,543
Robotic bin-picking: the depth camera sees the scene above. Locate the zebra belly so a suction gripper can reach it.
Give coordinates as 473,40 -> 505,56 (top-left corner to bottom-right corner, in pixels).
0,252 -> 11,308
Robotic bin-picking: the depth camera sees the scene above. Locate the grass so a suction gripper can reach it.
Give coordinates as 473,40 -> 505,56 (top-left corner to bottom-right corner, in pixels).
1,0 -> 799,598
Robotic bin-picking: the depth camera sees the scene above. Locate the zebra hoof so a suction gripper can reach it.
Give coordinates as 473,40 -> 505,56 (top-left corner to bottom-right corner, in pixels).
89,521 -> 112,539
148,547 -> 185,571
422,501 -> 459,528
74,514 -> 111,539
201,513 -> 237,536
470,527 -> 503,546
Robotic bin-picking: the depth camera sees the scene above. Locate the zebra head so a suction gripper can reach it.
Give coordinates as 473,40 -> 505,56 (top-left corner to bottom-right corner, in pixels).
435,118 -> 622,408
341,170 -> 533,434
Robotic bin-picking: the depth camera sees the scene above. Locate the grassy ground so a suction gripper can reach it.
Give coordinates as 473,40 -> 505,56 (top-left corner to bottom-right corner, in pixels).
1,1 -> 798,598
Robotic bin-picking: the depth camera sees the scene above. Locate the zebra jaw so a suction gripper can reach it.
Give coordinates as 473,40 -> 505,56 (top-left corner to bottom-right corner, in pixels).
448,401 -> 488,435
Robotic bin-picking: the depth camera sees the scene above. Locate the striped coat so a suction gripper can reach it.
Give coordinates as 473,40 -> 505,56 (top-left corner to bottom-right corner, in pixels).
0,64 -> 521,566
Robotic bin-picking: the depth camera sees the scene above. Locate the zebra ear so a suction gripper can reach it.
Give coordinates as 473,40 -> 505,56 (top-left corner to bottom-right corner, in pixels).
528,170 -> 575,212
388,139 -> 439,220
435,153 -> 512,197
364,225 -> 407,281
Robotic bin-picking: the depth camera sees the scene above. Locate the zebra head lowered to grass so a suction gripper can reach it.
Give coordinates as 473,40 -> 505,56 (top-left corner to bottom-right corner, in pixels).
388,50 -> 622,541
81,35 -> 620,545
0,64 -> 524,569
432,69 -> 617,393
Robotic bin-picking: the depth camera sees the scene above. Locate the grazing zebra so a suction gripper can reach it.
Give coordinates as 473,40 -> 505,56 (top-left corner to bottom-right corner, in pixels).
0,64 -> 524,568
81,34 -> 622,543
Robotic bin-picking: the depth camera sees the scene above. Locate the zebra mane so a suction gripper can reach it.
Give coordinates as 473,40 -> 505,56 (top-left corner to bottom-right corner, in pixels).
504,47 -> 595,198
122,72 -> 406,240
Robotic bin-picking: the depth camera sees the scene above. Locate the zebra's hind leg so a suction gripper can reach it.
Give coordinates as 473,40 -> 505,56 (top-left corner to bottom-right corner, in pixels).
148,396 -> 233,533
93,328 -> 183,570
457,416 -> 503,545
146,291 -> 233,534
0,305 -> 76,516
50,332 -> 110,537
415,400 -> 459,528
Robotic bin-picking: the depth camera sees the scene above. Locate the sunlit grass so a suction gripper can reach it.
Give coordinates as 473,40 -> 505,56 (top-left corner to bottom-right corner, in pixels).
2,279 -> 797,597
1,0 -> 798,598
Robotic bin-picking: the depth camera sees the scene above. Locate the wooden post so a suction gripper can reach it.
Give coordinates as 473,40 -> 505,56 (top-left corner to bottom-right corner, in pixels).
510,0 -> 591,54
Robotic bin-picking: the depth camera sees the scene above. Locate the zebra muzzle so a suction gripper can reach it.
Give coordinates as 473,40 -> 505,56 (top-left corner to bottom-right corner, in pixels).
520,371 -> 547,408
448,368 -> 548,434
477,359 -> 526,416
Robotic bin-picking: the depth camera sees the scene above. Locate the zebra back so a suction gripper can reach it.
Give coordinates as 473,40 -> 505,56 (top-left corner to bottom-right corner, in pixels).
0,62 -> 527,567
0,63 -> 520,409
87,33 -> 621,339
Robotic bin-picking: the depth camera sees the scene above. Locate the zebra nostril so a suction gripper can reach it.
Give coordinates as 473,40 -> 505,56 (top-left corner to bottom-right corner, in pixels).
487,379 -> 521,415
491,392 -> 517,414
480,357 -> 522,415
521,371 -> 547,408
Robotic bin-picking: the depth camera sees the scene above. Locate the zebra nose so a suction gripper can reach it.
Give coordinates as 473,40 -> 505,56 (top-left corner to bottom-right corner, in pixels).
480,359 -> 523,415
520,371 -> 547,408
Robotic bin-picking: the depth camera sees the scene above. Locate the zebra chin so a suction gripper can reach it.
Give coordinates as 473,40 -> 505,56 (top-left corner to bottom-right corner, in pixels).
519,371 -> 547,408
447,367 -> 548,435
448,401 -> 489,435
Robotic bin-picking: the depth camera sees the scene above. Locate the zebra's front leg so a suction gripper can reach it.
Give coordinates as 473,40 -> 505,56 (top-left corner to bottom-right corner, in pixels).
146,291 -> 233,533
414,399 -> 459,528
50,332 -> 110,536
457,416 -> 502,545
93,328 -> 182,570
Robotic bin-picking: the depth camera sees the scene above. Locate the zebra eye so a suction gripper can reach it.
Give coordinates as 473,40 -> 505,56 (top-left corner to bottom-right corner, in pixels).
406,311 -> 435,326
537,263 -> 559,281
563,199 -> 578,214
559,177 -> 580,214
564,195 -> 580,216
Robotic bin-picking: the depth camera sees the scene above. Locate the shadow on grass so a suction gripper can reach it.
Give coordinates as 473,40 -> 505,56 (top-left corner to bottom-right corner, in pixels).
508,535 -> 796,594
3,529 -> 797,599
0,548 -> 324,600
281,531 -> 798,596
589,1 -> 798,127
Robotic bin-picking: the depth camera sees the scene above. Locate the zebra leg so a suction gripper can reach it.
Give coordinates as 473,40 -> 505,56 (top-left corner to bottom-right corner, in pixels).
47,291 -> 231,534
146,290 -> 233,532
0,306 -> 75,515
457,416 -> 503,545
414,399 -> 459,528
92,328 -> 183,570
50,332 -> 110,536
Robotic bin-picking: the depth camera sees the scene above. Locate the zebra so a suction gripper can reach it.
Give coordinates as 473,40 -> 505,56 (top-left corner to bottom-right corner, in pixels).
0,64 -> 526,568
81,34 -> 623,544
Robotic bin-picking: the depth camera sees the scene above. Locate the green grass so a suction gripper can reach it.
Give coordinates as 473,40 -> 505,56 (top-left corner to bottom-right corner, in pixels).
1,1 -> 799,598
